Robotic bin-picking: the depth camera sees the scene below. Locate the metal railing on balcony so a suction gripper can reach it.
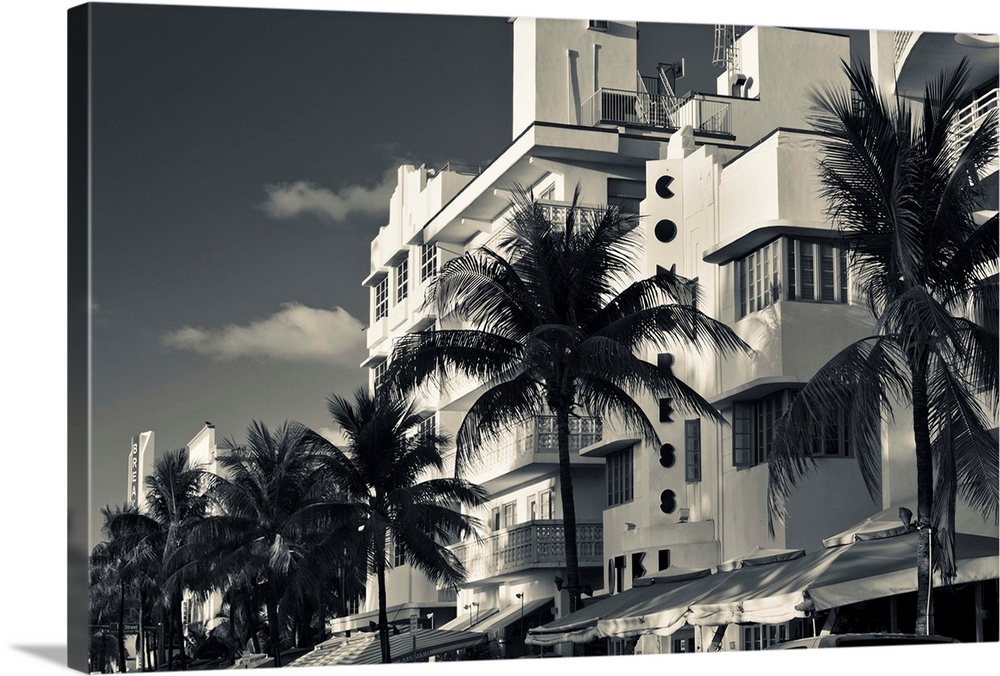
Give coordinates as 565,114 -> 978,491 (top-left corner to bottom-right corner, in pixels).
468,414 -> 603,478
437,162 -> 488,176
582,88 -> 732,135
893,31 -> 914,65
449,520 -> 603,581
949,87 -> 998,157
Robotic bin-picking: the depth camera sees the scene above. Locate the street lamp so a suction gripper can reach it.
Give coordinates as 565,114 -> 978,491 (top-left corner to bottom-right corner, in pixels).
515,593 -> 524,637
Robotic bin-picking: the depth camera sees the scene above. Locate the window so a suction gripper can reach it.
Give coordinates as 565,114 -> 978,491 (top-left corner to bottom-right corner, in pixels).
417,415 -> 435,444
737,237 -> 850,319
588,19 -> 609,31
528,497 -> 537,520
607,447 -> 634,506
420,244 -> 438,282
395,258 -> 408,302
374,277 -> 389,320
491,507 -> 501,532
733,390 -> 792,467
391,535 -> 405,567
539,489 -> 553,519
742,623 -> 788,651
735,389 -> 851,466
372,361 -> 387,392
502,501 -> 517,528
684,419 -> 702,483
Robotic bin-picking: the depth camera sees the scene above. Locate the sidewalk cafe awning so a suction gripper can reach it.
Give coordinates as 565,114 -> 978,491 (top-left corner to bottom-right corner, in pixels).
437,606 -> 499,631
289,628 -> 487,667
525,567 -> 712,646
596,549 -> 805,638
475,596 -> 553,635
685,529 -> 999,627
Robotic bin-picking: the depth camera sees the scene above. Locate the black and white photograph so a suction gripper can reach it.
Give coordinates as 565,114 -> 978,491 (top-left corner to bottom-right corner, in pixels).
8,0 -> 1000,674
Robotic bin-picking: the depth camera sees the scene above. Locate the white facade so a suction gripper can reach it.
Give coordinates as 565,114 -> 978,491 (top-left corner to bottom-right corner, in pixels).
357,18 -> 998,656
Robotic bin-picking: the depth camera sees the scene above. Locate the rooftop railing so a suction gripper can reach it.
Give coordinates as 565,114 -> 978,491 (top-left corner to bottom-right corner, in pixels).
582,88 -> 732,135
449,520 -> 603,582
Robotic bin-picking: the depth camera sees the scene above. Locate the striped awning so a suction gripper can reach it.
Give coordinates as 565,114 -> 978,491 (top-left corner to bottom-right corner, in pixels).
289,628 -> 487,667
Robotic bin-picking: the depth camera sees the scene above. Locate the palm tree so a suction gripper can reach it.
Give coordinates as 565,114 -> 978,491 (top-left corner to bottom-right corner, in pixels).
387,190 -> 748,612
190,420 -> 354,668
316,387 -> 488,663
90,504 -> 139,673
767,58 -> 998,634
138,448 -> 212,669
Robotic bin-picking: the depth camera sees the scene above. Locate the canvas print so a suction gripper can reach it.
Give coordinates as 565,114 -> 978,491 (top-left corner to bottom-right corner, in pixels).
67,2 -> 999,672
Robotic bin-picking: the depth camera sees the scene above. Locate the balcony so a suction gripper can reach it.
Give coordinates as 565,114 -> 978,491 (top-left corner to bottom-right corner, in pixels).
582,88 -> 732,136
949,87 -> 998,170
463,414 -> 604,492
449,520 -> 603,584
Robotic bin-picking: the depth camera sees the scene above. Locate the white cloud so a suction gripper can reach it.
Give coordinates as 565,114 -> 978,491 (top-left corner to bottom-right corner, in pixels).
163,303 -> 366,365
262,171 -> 396,222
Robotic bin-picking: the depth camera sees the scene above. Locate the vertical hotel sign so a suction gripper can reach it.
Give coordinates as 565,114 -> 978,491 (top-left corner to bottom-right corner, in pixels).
128,436 -> 140,508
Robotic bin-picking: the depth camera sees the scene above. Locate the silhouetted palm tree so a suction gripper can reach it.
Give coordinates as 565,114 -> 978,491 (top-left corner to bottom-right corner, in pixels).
316,388 -> 488,663
389,190 -> 748,611
767,58 -> 998,634
191,420 -> 353,668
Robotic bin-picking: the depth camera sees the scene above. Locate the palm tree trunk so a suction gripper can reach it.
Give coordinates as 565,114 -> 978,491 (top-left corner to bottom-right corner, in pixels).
554,406 -> 582,614
265,582 -> 283,668
912,360 -> 936,635
377,555 -> 391,664
174,593 -> 186,670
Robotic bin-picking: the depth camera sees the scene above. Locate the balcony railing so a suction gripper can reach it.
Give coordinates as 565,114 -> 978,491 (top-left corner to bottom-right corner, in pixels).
582,88 -> 732,135
468,414 -> 603,478
949,87 -> 998,158
893,31 -> 914,65
449,520 -> 603,582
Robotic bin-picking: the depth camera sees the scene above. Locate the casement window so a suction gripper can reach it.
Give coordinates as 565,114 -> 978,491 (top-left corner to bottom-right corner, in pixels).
391,535 -> 405,567
420,243 -> 438,282
417,415 -> 435,443
733,390 -> 791,468
374,277 -> 389,320
372,361 -> 387,392
491,507 -> 501,532
607,446 -> 634,506
502,501 -> 517,528
736,237 -> 850,318
395,258 -> 409,303
539,489 -> 553,519
734,390 -> 851,467
684,419 -> 702,483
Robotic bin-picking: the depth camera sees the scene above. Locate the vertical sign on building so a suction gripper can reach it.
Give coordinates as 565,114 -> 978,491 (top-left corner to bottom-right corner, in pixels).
127,436 -> 140,508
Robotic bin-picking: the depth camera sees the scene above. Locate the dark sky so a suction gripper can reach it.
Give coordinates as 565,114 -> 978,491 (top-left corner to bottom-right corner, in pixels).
86,3 -> 869,544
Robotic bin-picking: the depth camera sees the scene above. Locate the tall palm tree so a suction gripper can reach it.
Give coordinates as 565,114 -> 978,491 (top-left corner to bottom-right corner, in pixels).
90,504 -> 139,673
190,420 -> 353,668
387,190 -> 749,612
316,387 -> 488,663
139,448 -> 212,669
767,58 -> 998,634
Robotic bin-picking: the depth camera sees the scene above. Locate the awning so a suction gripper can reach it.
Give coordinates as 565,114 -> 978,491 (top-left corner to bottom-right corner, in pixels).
526,568 -> 712,645
686,530 -> 1000,626
437,606 -> 498,631
289,628 -> 487,667
596,549 -> 805,637
474,597 -> 553,635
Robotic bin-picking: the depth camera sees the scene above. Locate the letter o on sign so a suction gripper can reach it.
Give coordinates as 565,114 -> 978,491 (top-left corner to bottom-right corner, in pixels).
659,490 -> 677,514
655,219 -> 677,243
